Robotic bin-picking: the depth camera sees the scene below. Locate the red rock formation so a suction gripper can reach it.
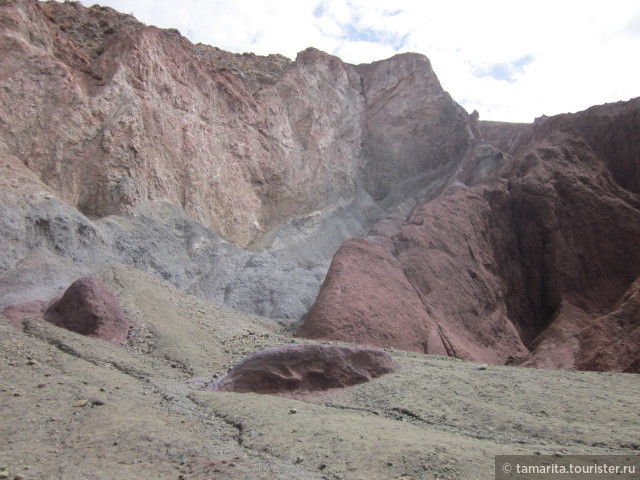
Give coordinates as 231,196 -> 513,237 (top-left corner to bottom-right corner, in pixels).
296,238 -> 447,355
44,277 -> 130,343
1,0 -> 472,248
524,277 -> 640,373
298,103 -> 640,372
208,344 -> 398,394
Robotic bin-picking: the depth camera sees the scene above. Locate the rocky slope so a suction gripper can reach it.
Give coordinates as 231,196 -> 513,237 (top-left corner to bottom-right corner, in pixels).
1,264 -> 638,479
1,2 -> 639,479
297,102 -> 640,372
0,0 -> 477,322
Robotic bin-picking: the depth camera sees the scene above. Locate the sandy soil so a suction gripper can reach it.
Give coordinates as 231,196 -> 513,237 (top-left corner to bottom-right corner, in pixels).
1,263 -> 638,479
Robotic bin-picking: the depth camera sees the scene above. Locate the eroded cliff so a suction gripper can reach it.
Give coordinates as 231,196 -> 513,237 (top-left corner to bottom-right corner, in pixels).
1,0 -> 638,372
0,0 -> 475,320
298,104 -> 640,372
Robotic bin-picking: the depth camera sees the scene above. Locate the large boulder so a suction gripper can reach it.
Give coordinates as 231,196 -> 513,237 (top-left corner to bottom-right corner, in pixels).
44,277 -> 130,343
208,344 -> 398,394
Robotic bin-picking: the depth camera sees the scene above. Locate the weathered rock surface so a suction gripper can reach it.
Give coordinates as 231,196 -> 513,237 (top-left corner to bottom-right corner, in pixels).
354,55 -> 473,202
1,0 -> 476,322
299,102 -> 640,371
1,0 -> 472,248
0,2 -> 638,479
522,277 -> 640,373
1,0 -> 638,372
208,344 -> 398,394
43,276 -> 129,343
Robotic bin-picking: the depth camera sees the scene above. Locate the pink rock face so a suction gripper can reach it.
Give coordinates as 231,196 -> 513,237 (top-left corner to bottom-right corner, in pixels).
209,344 -> 398,394
0,1 -> 471,248
298,105 -> 640,372
295,238 -> 448,355
44,277 -> 130,343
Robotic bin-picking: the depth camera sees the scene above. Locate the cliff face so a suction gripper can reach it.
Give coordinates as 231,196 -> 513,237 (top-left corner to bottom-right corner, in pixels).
298,106 -> 640,372
1,1 -> 639,372
0,0 -> 473,248
0,0 -> 475,321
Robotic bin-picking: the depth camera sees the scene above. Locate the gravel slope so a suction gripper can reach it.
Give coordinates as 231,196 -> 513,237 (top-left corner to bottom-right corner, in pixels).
1,264 -> 638,480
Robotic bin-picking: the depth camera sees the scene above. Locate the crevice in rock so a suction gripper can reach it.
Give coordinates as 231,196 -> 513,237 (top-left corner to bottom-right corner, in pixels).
436,326 -> 458,358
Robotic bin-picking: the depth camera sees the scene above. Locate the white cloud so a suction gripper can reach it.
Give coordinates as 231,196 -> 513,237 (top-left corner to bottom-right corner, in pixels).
76,0 -> 640,122
335,41 -> 396,64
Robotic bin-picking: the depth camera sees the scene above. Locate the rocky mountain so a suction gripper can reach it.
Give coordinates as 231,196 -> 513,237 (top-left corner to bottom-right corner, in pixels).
1,2 -> 639,479
0,0 -> 476,324
1,0 -> 639,374
297,101 -> 640,372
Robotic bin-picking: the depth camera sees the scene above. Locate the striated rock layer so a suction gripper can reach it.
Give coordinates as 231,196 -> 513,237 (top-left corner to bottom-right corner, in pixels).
298,102 -> 640,372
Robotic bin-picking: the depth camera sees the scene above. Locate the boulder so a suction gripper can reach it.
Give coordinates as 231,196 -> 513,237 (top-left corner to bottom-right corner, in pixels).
44,277 -> 129,343
208,344 -> 398,394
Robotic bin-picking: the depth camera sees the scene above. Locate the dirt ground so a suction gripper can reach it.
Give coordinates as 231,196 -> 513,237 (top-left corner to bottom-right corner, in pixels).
1,263 -> 638,479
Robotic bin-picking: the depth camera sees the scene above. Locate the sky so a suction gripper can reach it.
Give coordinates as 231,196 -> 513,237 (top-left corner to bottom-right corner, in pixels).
77,0 -> 640,122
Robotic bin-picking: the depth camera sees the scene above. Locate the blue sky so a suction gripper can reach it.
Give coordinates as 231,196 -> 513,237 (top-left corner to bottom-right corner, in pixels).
74,0 -> 640,122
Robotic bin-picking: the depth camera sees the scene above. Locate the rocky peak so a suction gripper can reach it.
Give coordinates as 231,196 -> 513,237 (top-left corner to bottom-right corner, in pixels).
355,52 -> 441,97
354,53 -> 474,202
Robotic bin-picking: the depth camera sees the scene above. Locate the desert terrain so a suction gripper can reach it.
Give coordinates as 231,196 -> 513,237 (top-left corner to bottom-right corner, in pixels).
1,2 -> 638,479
